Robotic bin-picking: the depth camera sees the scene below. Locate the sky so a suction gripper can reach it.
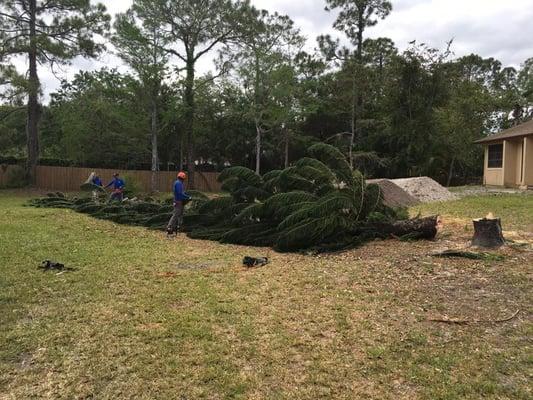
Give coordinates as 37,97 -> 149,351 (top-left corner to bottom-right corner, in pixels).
24,0 -> 533,100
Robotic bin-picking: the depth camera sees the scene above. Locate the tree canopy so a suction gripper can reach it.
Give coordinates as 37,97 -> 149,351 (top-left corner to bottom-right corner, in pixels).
1,0 -> 531,187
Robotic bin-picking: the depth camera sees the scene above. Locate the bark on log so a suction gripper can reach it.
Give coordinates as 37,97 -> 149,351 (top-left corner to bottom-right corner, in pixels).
372,215 -> 440,240
472,218 -> 505,248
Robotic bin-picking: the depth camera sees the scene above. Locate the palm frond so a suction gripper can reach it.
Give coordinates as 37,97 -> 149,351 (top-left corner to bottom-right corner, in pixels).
314,191 -> 356,216
262,170 -> 283,181
352,151 -> 390,173
263,191 -> 317,216
233,186 -> 271,202
233,203 -> 264,224
272,201 -> 314,221
220,223 -> 277,245
278,167 -> 315,192
275,215 -> 349,252
308,143 -> 353,185
198,196 -> 234,214
359,183 -> 383,217
220,176 -> 240,193
277,206 -> 316,231
218,166 -> 262,186
295,157 -> 336,181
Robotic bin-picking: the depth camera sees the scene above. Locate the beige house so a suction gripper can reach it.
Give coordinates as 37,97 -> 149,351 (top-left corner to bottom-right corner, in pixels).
475,119 -> 533,189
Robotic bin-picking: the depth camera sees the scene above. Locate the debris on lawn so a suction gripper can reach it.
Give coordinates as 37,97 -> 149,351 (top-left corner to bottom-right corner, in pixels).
429,309 -> 520,325
242,256 -> 269,268
28,191 -> 208,231
392,176 -> 458,203
432,250 -> 505,261
38,260 -> 76,272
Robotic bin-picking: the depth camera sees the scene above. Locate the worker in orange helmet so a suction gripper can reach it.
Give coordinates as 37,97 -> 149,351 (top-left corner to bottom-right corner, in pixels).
167,171 -> 191,236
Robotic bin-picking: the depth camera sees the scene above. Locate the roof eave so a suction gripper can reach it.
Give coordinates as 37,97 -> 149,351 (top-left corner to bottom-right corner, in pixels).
474,132 -> 533,144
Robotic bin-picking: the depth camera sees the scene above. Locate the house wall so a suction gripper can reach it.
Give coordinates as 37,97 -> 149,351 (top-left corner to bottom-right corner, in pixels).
484,143 -> 504,186
515,140 -> 524,185
483,138 -> 530,187
503,139 -> 520,187
524,136 -> 533,186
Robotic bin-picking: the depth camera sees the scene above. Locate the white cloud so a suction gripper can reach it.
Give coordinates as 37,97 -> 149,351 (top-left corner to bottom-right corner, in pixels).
368,0 -> 533,66
9,0 -> 533,101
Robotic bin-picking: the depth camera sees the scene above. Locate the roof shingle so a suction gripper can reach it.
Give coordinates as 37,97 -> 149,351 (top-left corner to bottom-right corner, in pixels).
475,118 -> 533,144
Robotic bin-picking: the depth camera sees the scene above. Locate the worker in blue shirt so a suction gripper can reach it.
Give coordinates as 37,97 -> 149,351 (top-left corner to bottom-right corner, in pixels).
105,173 -> 125,201
167,171 -> 191,236
91,173 -> 103,187
90,172 -> 103,200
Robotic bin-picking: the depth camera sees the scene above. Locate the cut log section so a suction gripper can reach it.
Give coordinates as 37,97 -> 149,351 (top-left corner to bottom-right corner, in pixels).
372,215 -> 441,240
472,218 -> 505,248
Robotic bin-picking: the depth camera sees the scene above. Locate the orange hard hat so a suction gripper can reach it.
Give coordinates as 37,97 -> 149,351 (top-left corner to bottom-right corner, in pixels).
177,171 -> 187,180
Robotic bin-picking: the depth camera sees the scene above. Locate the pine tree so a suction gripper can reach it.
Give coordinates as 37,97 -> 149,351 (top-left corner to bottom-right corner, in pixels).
186,143 -> 394,252
0,0 -> 110,182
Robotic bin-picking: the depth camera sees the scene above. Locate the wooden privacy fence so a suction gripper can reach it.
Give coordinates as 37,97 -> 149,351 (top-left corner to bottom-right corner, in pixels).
0,164 -> 14,187
0,165 -> 221,193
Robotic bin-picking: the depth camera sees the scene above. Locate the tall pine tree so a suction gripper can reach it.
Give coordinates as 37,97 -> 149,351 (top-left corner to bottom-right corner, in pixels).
0,0 -> 110,182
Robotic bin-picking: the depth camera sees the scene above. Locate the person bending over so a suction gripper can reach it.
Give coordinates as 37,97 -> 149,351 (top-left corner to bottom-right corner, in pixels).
105,173 -> 125,202
91,172 -> 103,200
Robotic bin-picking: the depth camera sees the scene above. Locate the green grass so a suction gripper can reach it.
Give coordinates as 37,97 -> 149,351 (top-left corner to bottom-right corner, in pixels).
412,193 -> 533,232
1,191 -> 531,399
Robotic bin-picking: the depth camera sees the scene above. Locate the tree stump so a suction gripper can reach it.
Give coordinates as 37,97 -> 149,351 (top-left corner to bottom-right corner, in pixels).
472,218 -> 505,248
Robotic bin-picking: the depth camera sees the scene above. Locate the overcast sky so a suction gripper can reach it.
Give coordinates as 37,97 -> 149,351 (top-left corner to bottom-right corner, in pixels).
30,0 -> 533,100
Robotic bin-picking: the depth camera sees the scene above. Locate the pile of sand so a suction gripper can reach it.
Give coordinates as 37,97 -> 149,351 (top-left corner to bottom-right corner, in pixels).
392,177 -> 457,203
367,179 -> 420,208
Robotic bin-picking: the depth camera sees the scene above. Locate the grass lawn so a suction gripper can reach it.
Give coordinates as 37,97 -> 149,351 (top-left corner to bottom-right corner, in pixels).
1,191 -> 531,399
413,190 -> 533,232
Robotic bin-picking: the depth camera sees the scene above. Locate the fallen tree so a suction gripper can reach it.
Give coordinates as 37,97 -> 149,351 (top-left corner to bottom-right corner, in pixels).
184,144 -> 439,252
28,191 -> 208,230
29,144 -> 440,252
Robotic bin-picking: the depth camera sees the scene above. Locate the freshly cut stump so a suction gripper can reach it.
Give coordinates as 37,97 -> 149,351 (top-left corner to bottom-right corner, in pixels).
472,218 -> 505,248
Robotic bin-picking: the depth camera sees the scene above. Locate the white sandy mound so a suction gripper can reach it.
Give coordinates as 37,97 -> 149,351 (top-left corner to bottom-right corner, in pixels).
392,177 -> 458,203
367,179 -> 420,208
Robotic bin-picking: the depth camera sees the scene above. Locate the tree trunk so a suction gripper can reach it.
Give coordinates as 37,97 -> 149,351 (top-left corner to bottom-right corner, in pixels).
472,218 -> 505,248
356,12 -> 364,60
184,59 -> 196,189
349,76 -> 356,170
283,126 -> 289,169
349,13 -> 365,169
179,133 -> 184,171
254,53 -> 262,175
446,156 -> 455,187
150,98 -> 158,192
26,0 -> 40,184
255,121 -> 261,175
372,215 -> 440,240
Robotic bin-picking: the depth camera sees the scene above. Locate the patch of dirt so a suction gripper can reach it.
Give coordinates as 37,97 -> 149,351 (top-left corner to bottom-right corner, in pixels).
367,179 -> 420,208
392,176 -> 458,203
